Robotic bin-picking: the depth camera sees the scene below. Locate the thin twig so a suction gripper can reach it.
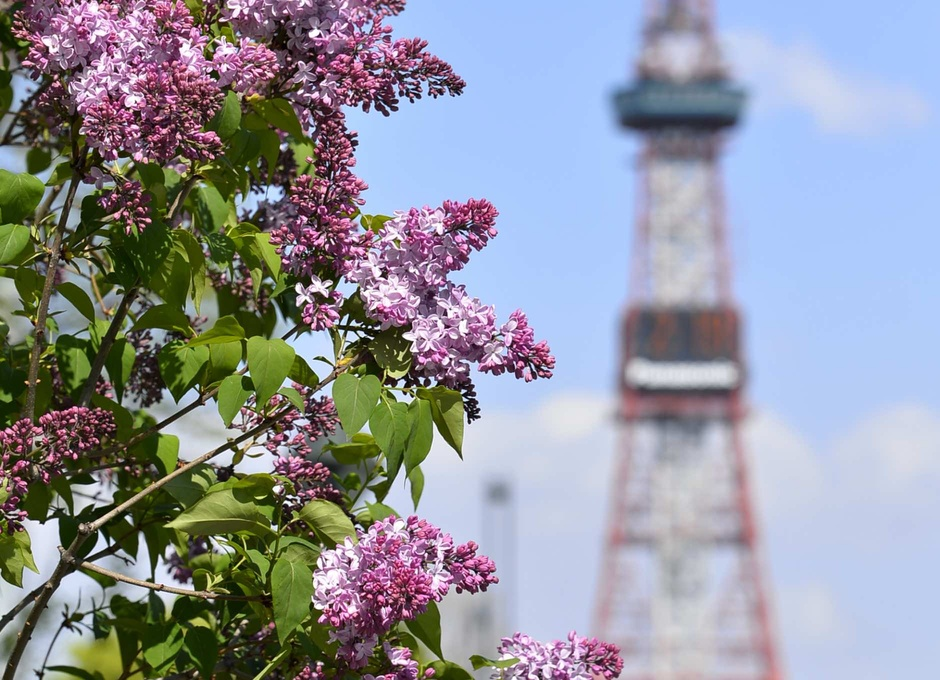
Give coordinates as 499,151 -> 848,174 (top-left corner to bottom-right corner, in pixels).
0,583 -> 44,636
78,284 -> 139,407
23,169 -> 82,420
58,549 -> 260,601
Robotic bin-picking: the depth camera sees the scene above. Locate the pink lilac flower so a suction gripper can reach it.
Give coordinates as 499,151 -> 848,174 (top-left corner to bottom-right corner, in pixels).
312,515 -> 497,668
345,200 -> 554,386
16,0 -> 232,166
295,278 -> 343,331
493,631 -> 624,680
363,643 -> 420,680
268,112 -> 370,278
0,409 -> 116,533
273,456 -> 342,513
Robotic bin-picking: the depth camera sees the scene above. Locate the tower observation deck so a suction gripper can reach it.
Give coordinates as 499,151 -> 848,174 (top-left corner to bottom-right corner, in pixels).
593,2 -> 783,679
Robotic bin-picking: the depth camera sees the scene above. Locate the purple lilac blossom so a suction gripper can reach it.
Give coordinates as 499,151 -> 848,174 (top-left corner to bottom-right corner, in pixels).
312,515 -> 497,668
493,631 -> 624,680
345,201 -> 555,386
0,408 -> 116,533
295,278 -> 343,331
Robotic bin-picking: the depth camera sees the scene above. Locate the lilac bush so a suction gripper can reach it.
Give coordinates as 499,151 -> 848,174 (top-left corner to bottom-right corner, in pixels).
0,0 -> 612,677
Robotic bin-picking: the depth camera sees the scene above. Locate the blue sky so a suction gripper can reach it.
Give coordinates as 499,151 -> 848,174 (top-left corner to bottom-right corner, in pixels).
345,1 -> 940,678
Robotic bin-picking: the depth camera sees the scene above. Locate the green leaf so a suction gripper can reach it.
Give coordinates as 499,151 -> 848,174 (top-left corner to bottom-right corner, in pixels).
133,433 -> 179,476
209,90 -> 242,140
132,303 -> 193,336
271,557 -> 314,644
278,385 -> 305,411
0,170 -> 44,223
158,340 -> 209,402
123,216 -> 172,282
166,488 -> 274,537
218,374 -> 253,427
405,600 -> 443,659
427,662 -> 474,680
246,336 -> 295,405
55,334 -> 92,395
188,315 -> 245,346
288,355 -> 319,388
255,98 -> 306,140
165,464 -> 217,508
0,223 -> 30,264
207,232 -> 236,264
25,147 -> 52,174
0,530 -> 39,587
365,501 -> 398,522
207,340 -> 242,383
183,627 -> 219,678
409,466 -> 425,510
370,330 -> 412,379
173,229 -> 207,312
469,656 -> 521,671
149,244 -> 191,309
332,373 -> 381,435
327,440 -> 381,465
254,231 -> 281,279
46,162 -> 72,186
56,281 -> 96,322
404,398 -> 433,475
192,184 -> 230,234
417,386 -> 465,457
298,499 -> 356,547
136,163 -> 165,190
143,622 -> 184,671
370,398 -> 410,472
105,338 -> 136,402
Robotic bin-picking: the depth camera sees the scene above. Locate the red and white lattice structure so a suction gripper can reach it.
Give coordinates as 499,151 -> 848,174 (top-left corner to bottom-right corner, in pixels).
593,2 -> 783,679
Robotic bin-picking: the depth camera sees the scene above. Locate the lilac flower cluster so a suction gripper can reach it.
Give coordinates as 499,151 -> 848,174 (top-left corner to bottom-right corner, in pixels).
493,632 -> 624,680
219,0 -> 464,124
273,456 -> 342,514
295,277 -> 342,331
363,643 -> 423,680
16,0 -> 247,163
312,515 -> 497,668
0,408 -> 116,533
269,115 -> 370,278
345,201 -> 554,385
239,389 -> 338,457
125,329 -> 167,408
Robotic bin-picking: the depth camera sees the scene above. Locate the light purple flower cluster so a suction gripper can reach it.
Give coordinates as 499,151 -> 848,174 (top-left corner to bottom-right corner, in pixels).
363,643 -> 423,680
295,277 -> 342,331
345,201 -> 554,385
219,0 -> 464,124
15,0 -> 251,163
0,408 -> 116,533
312,515 -> 498,668
493,632 -> 624,680
273,456 -> 342,513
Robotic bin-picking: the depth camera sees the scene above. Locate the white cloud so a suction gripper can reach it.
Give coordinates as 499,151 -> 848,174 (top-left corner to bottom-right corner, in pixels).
723,29 -> 930,136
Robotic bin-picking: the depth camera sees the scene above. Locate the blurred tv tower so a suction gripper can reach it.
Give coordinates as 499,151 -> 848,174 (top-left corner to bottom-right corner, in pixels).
593,2 -> 783,678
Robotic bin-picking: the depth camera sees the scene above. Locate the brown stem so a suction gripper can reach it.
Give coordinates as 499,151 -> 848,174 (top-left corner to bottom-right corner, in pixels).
58,549 -> 260,601
0,583 -> 44,636
23,171 -> 81,420
78,284 -> 139,407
